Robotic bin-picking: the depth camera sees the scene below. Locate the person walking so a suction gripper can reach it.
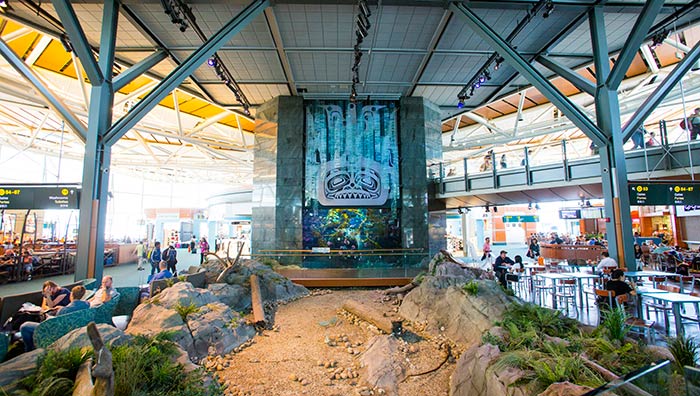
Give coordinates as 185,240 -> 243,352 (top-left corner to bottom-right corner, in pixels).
199,237 -> 209,265
162,243 -> 178,275
189,236 -> 197,255
134,240 -> 146,271
149,241 -> 162,276
689,108 -> 700,140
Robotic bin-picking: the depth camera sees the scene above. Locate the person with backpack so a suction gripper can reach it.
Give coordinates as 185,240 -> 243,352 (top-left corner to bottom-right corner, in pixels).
149,241 -> 162,276
162,243 -> 178,275
199,237 -> 209,264
690,108 -> 700,140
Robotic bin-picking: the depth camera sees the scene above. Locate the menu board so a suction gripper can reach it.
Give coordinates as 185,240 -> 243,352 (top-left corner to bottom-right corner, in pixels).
629,183 -> 700,205
0,186 -> 79,210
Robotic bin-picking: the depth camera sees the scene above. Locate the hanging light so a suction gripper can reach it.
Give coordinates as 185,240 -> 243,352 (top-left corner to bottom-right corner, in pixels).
207,57 -> 217,67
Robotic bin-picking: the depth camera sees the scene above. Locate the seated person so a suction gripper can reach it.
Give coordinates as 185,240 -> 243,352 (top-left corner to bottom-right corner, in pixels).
148,261 -> 173,283
493,250 -> 515,285
20,251 -> 36,279
0,249 -> 16,274
41,281 -> 71,313
20,285 -> 89,352
510,255 -> 523,273
595,252 -> 617,274
88,275 -> 117,307
676,261 -> 690,276
604,269 -> 636,309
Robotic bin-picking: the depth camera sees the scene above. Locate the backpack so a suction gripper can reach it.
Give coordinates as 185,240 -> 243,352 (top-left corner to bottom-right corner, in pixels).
165,248 -> 177,264
680,119 -> 687,129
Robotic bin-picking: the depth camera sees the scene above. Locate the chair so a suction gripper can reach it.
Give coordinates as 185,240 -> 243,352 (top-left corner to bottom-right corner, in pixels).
553,279 -> 577,318
643,284 -> 680,335
113,287 -> 140,330
506,270 -> 528,299
648,276 -> 666,288
0,332 -> 8,363
81,278 -> 98,290
616,294 -> 656,342
582,278 -> 606,312
679,291 -> 700,333
594,288 -> 615,324
91,293 -> 120,326
532,273 -> 554,307
33,308 -> 95,349
680,276 -> 695,294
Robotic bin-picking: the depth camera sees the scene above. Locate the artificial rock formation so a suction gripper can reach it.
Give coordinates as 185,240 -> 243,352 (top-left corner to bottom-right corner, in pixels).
361,335 -> 406,396
450,343 -> 531,396
127,282 -> 255,360
399,263 -> 512,346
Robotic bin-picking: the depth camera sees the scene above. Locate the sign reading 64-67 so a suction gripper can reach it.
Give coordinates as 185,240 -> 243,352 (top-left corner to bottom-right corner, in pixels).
629,182 -> 700,205
0,186 -> 79,210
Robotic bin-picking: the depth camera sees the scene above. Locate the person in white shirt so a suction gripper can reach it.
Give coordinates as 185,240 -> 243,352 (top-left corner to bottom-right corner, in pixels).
596,251 -> 618,274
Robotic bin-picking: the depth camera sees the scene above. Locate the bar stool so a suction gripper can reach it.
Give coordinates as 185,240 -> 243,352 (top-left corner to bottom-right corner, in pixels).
506,268 -> 528,299
679,291 -> 700,333
680,276 -> 695,294
582,278 -> 606,312
554,279 -> 577,318
649,276 -> 666,288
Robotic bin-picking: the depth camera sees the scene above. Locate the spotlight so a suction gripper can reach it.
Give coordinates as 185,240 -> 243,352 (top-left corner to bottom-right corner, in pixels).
207,57 -> 217,67
485,205 -> 490,213
469,86 -> 475,96
479,75 -> 486,83
457,208 -> 463,215
359,0 -> 371,18
535,203 -> 540,210
474,81 -> 481,88
356,19 -> 368,39
543,0 -> 554,18
483,70 -> 491,80
0,0 -> 7,8
493,206 -> 498,213
59,34 -> 73,53
357,12 -> 371,31
528,202 -> 532,210
586,200 -> 591,207
457,96 -> 465,109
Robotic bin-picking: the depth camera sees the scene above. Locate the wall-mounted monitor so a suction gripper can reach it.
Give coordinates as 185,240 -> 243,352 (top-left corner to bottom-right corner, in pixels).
559,209 -> 581,219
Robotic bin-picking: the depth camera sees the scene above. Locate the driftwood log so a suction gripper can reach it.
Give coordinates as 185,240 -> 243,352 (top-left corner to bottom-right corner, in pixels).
581,354 -> 653,396
72,322 -> 114,396
383,281 -> 419,295
214,241 -> 246,283
250,274 -> 266,326
342,299 -> 397,334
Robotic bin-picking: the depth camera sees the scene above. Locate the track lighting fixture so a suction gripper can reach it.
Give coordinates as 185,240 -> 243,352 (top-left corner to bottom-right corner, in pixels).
485,205 -> 490,213
457,96 -> 465,109
457,208 -> 463,215
350,0 -> 372,102
542,0 -> 554,18
528,202 -> 532,210
493,206 -> 498,213
535,203 -> 540,210
0,1 -> 8,8
207,57 -> 217,67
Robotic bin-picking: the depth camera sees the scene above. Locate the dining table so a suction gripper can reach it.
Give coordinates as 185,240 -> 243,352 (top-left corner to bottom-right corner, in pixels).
567,272 -> 601,315
534,272 -> 576,309
640,291 -> 700,338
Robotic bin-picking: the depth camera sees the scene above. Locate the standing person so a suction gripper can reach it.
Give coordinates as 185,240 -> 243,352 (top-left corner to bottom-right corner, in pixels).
479,155 -> 492,172
189,236 -> 197,255
500,154 -> 507,169
149,241 -> 162,276
162,243 -> 178,275
630,127 -> 645,149
199,237 -> 209,264
689,108 -> 700,140
646,131 -> 658,147
134,240 -> 146,271
527,237 -> 540,259
480,237 -> 492,261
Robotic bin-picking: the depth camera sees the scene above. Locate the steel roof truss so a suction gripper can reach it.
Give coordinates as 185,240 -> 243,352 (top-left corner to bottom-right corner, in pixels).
50,0 -> 104,85
450,2 -> 607,147
112,50 -> 167,92
537,55 -> 595,96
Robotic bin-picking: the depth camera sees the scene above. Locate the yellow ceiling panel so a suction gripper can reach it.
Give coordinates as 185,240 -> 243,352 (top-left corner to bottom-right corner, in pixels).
158,94 -> 176,109
117,75 -> 152,95
34,40 -> 76,76
189,104 -> 224,119
178,98 -> 209,113
6,31 -> 40,59
1,20 -> 27,35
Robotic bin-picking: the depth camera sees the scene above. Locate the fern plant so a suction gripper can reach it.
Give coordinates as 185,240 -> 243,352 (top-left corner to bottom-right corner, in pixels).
463,280 -> 479,296
17,347 -> 91,396
174,300 -> 200,322
668,336 -> 699,374
600,307 -> 631,343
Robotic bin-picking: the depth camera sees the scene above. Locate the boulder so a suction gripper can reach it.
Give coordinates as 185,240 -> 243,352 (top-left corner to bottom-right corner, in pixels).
360,335 -> 405,396
155,282 -> 218,310
400,277 -> 511,346
450,343 -> 531,396
203,258 -> 308,303
51,324 -> 131,352
208,283 -> 251,312
646,344 -> 674,362
0,348 -> 45,393
126,302 -> 194,355
187,302 -> 256,357
537,382 -> 593,396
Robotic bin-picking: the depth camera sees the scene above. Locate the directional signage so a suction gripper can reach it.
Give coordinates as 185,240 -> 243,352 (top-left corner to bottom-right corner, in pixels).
502,215 -> 539,223
629,182 -> 700,206
0,186 -> 79,210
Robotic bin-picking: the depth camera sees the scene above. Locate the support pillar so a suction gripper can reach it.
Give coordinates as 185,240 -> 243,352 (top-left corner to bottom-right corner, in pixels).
399,97 -> 445,260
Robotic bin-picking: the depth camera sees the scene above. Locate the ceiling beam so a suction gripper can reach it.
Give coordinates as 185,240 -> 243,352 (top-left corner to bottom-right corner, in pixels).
537,55 -> 595,96
408,9 -> 452,97
264,7 -> 296,96
50,0 -> 104,85
450,2 -> 607,147
112,50 -> 167,92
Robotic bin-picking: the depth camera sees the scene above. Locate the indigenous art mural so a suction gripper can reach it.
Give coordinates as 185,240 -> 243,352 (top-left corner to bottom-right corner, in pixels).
303,100 -> 400,253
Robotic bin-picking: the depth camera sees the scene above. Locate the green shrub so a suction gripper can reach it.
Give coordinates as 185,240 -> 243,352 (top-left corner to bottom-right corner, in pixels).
500,303 -> 578,339
463,280 -> 479,296
599,307 -> 631,343
17,347 -> 91,396
668,336 -> 699,374
174,301 -> 200,322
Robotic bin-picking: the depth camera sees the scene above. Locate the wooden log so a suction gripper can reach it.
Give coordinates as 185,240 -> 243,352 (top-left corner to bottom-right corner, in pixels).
250,274 -> 266,325
342,299 -> 397,334
383,282 -> 418,295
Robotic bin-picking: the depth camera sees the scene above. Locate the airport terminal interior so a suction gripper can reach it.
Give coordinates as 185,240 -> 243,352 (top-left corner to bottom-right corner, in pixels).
0,0 -> 700,395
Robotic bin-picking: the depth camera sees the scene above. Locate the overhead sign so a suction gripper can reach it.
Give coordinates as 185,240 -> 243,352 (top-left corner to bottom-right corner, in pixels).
629,182 -> 700,206
559,209 -> 581,219
0,186 -> 79,210
502,215 -> 539,223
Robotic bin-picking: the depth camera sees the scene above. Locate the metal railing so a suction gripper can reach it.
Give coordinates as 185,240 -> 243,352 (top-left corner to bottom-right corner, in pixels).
583,360 -> 672,396
250,248 -> 430,270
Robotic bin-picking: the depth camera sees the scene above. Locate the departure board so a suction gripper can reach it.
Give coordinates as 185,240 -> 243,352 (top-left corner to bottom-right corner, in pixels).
0,186 -> 80,210
629,183 -> 700,205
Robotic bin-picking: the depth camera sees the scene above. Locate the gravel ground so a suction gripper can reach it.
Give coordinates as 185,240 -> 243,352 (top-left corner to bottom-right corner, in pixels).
215,288 -> 454,396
